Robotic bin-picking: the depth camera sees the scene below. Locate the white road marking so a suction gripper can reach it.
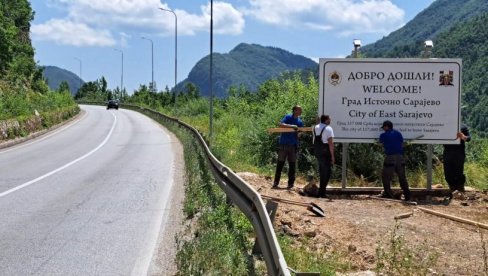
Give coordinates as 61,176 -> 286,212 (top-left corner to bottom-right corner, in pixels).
0,113 -> 117,198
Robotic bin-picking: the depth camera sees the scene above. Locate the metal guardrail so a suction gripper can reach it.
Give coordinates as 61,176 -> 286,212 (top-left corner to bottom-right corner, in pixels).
79,102 -> 290,275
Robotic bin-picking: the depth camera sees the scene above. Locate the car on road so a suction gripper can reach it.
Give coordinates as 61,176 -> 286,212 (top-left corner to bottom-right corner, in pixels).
107,100 -> 119,110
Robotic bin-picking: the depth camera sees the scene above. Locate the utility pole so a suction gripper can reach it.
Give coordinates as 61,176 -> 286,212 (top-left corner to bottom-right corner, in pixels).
159,8 -> 178,111
209,0 -> 214,140
141,36 -> 154,92
423,40 -> 434,191
113,48 -> 124,99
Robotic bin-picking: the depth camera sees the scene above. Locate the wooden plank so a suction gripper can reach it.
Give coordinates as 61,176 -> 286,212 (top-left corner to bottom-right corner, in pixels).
394,212 -> 414,220
417,207 -> 488,230
267,127 -> 313,133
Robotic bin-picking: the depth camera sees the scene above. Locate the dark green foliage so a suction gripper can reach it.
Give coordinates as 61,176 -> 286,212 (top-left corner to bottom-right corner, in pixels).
74,76 -> 129,102
348,143 -> 384,181
57,81 -> 70,93
43,66 -> 84,96
360,1 -> 488,136
433,13 -> 488,136
361,0 -> 488,58
0,0 -> 36,82
178,43 -> 317,98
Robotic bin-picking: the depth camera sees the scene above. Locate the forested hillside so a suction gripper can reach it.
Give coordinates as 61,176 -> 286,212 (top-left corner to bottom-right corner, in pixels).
358,0 -> 488,135
43,66 -> 84,96
433,13 -> 488,135
178,43 -> 317,98
361,0 -> 488,58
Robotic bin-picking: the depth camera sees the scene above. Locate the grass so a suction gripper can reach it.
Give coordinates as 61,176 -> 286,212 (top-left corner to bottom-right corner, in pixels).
375,222 -> 439,275
279,235 -> 353,275
134,109 -> 258,275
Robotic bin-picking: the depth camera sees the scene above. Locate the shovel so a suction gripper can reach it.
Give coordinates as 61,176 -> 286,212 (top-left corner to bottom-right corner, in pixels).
261,194 -> 325,217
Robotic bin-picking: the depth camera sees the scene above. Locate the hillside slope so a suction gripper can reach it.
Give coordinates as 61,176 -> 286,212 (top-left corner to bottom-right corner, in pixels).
42,66 -> 84,96
178,43 -> 317,97
361,0 -> 488,58
433,13 -> 488,134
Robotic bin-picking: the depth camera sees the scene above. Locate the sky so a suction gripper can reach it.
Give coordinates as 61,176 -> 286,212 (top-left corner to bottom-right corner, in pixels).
30,0 -> 435,94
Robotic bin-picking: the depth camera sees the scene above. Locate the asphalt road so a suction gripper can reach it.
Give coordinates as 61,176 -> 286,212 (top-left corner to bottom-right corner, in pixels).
0,105 -> 179,275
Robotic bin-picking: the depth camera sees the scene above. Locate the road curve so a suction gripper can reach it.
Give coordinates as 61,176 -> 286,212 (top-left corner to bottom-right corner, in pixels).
0,105 -> 183,275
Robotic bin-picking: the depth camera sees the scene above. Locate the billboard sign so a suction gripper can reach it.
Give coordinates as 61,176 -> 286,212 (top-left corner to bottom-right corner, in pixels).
319,58 -> 462,144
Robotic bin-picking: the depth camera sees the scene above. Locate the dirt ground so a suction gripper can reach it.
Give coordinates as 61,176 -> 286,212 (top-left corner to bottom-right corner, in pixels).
237,172 -> 488,275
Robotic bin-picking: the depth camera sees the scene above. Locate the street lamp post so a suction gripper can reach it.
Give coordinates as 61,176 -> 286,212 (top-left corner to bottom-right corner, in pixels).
423,40 -> 433,58
423,40 -> 434,191
353,39 -> 361,58
141,36 -> 154,92
113,48 -> 124,99
73,57 -> 82,91
341,39 -> 362,188
159,7 -> 177,110
209,0 -> 214,140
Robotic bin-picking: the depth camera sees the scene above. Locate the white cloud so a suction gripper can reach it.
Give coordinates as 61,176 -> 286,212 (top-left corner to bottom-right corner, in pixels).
202,2 -> 245,35
33,0 -> 245,47
31,19 -> 116,47
246,0 -> 404,36
162,2 -> 245,36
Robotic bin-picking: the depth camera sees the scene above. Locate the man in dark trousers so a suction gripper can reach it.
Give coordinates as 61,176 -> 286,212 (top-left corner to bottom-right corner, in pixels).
443,125 -> 471,198
379,120 -> 411,201
313,115 -> 335,198
273,105 -> 304,189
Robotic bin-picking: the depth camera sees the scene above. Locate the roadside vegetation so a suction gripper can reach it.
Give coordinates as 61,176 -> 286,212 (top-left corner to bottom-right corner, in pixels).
117,71 -> 487,273
0,1 -> 78,141
124,72 -> 488,191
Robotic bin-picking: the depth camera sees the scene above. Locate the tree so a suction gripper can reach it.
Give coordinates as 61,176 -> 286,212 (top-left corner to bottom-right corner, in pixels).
0,0 -> 36,81
57,81 -> 70,93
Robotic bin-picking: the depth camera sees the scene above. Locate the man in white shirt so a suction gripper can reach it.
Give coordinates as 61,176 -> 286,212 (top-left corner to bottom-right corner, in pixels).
313,115 -> 335,198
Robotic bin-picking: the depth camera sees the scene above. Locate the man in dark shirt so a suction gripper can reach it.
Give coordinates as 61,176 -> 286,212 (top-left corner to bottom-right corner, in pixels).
273,105 -> 304,189
443,125 -> 471,197
379,120 -> 411,201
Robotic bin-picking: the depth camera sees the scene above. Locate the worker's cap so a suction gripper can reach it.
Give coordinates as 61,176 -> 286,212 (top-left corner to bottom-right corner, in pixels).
381,120 -> 393,129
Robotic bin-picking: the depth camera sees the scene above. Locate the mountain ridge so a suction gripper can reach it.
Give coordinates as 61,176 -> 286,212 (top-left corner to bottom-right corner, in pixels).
178,43 -> 317,97
361,0 -> 488,58
42,65 -> 84,96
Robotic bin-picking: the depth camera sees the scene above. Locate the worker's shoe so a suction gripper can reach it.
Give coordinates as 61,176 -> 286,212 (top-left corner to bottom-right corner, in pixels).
379,191 -> 393,199
272,182 -> 279,189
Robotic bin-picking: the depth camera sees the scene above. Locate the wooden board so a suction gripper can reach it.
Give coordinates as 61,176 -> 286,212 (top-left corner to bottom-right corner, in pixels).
267,127 -> 313,133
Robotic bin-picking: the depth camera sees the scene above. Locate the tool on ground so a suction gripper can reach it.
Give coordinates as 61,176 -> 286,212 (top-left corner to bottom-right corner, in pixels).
417,206 -> 488,230
267,127 -> 313,133
262,194 -> 325,217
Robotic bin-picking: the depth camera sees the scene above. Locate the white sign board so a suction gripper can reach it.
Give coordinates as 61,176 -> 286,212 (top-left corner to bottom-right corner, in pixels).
319,58 -> 462,144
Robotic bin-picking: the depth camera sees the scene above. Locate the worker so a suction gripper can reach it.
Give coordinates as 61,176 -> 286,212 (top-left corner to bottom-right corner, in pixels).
273,105 -> 304,190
